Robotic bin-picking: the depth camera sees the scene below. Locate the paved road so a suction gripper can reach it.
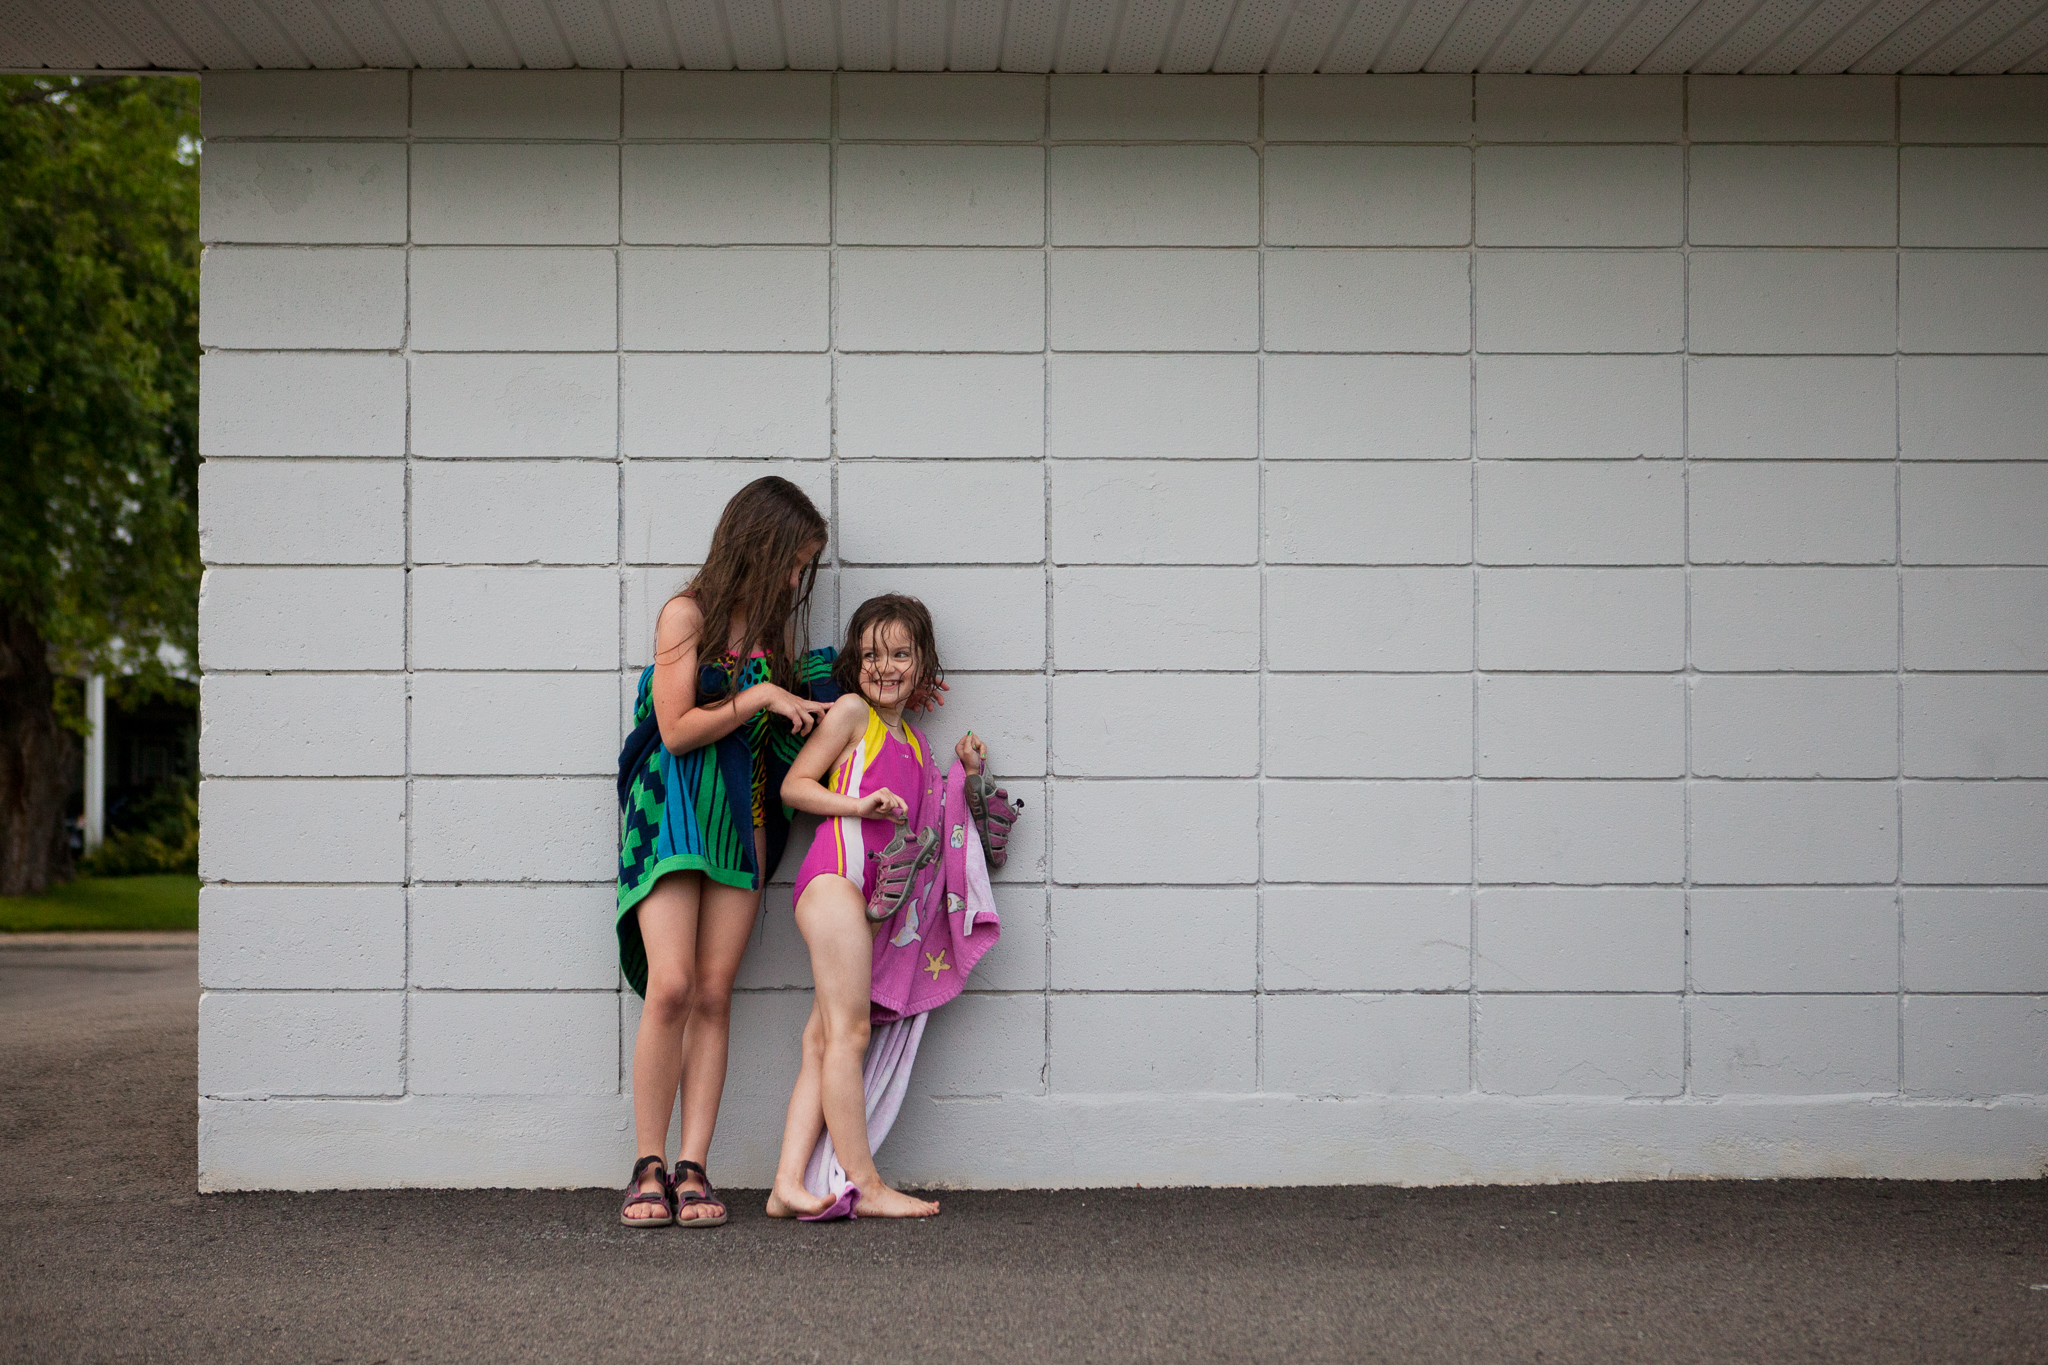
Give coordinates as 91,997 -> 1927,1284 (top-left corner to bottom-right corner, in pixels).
3,942 -> 2044,1363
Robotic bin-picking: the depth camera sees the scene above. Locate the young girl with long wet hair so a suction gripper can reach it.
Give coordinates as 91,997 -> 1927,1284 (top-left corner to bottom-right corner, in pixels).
614,476 -> 834,1228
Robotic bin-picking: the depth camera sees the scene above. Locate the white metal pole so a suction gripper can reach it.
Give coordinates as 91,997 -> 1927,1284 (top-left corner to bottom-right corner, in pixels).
84,673 -> 105,853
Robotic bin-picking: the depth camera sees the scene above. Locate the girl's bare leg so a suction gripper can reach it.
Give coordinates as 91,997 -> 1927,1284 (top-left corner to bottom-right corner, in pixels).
783,874 -> 939,1219
765,999 -> 831,1218
626,870 -> 703,1219
669,833 -> 765,1222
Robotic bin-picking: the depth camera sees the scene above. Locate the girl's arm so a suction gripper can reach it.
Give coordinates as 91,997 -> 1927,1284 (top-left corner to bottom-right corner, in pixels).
781,695 -> 909,821
649,596 -> 829,756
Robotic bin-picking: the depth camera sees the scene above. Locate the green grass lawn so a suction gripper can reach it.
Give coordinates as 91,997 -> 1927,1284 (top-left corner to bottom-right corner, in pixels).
0,874 -> 199,932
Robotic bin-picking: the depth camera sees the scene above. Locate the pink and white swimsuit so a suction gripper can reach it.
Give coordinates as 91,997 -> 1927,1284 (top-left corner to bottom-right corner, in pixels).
792,706 -> 933,907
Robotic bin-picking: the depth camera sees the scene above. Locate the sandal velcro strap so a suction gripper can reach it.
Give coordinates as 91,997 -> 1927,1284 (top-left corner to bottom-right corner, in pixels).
966,774 -> 1022,869
671,1160 -> 729,1227
867,827 -> 939,924
620,1156 -> 675,1226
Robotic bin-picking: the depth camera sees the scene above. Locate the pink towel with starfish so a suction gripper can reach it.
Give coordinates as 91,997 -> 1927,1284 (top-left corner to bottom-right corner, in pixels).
803,759 -> 1004,1203
869,759 -> 1002,1024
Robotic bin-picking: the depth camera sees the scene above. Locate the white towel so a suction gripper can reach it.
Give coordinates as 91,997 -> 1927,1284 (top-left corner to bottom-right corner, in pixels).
801,1011 -> 929,1199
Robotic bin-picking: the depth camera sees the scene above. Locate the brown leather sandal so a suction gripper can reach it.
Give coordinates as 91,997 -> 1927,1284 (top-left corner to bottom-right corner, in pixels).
619,1154 -> 674,1228
672,1159 -> 728,1228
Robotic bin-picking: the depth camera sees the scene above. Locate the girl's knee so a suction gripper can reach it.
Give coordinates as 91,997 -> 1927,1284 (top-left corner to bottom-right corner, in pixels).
642,977 -> 695,1024
688,980 -> 734,1026
823,1011 -> 870,1054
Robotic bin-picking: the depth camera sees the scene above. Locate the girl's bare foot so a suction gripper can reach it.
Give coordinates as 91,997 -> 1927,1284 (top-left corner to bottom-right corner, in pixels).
855,1183 -> 940,1218
766,1177 -> 830,1219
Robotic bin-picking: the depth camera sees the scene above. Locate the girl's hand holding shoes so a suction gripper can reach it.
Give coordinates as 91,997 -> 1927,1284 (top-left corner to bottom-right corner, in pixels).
955,732 -> 986,775
855,788 -> 909,822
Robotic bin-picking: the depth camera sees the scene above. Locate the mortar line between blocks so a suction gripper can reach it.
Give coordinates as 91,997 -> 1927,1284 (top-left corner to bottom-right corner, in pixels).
1466,72 -> 1479,1097
1679,83 -> 1693,1099
401,70 -> 417,1098
1253,71 -> 1268,1097
1039,72 -> 1055,1099
1893,78 -> 1908,1096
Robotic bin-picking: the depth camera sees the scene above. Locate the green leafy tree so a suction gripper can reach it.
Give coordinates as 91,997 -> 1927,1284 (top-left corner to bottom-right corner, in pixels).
1,75 -> 199,895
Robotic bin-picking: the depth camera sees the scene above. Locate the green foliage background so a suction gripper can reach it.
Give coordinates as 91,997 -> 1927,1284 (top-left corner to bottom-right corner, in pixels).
1,74 -> 201,712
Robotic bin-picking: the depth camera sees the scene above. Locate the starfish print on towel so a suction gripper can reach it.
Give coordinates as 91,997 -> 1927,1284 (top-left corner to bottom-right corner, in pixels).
922,949 -> 950,980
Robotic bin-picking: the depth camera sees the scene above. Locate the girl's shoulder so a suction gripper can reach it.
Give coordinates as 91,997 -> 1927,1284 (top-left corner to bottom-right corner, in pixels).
825,692 -> 871,725
656,591 -> 704,638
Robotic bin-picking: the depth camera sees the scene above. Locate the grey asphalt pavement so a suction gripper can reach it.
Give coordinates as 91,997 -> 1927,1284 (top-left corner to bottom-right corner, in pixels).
3,941 -> 2044,1363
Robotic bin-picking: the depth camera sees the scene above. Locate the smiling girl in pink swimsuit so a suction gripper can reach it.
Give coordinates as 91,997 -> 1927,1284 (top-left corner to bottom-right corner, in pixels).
765,594 -> 986,1221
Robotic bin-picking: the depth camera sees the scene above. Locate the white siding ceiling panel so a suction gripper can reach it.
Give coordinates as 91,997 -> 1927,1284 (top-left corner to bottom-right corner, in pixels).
8,0 -> 2048,70
1163,0 -> 1240,70
1108,0 -> 1180,71
1922,0 -> 2048,72
1958,7 -> 2048,70
1855,0 -> 2004,71
554,0 -> 630,64
608,0 -> 680,64
1267,0 -> 1352,72
1320,0 -> 1404,70
184,0 -> 305,65
1056,0 -> 1120,72
1810,0 -> 1951,71
1537,0 -> 1642,73
432,0 -> 521,65
1638,0 -> 1769,75
80,0 -> 195,67
262,0 -> 362,67
0,19 -> 34,66
898,0 -> 952,68
495,0 -> 578,64
1478,0 -> 1578,72
324,2 -> 414,66
378,1 -> 469,65
1429,0 -> 1530,73
6,3 -> 83,68
950,0 -> 1007,67
1002,0 -> 1065,70
665,0 -> 734,66
1751,0 -> 1870,72
1591,0 -> 1711,73
1377,0 -> 1470,73
35,0 -> 147,67
841,0 -> 894,67
1214,0 -> 1295,71
1692,0 -> 1816,72
724,0 -> 789,67
782,0 -> 842,67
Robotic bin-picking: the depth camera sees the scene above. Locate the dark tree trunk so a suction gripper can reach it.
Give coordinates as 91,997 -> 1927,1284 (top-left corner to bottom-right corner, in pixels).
0,608 -> 75,896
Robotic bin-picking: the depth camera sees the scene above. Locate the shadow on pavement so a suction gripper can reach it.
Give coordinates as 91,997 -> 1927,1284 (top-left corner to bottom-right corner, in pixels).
2,942 -> 2043,1363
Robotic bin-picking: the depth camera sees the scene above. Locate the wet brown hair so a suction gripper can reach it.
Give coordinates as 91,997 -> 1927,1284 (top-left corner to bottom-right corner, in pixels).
832,594 -> 943,705
663,476 -> 828,698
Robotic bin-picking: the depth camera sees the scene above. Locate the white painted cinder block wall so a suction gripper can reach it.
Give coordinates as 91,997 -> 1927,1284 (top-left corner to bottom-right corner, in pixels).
194,69 -> 2048,1191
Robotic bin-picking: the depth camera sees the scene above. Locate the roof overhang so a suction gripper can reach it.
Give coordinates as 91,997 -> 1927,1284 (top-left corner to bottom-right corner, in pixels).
3,0 -> 2044,76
